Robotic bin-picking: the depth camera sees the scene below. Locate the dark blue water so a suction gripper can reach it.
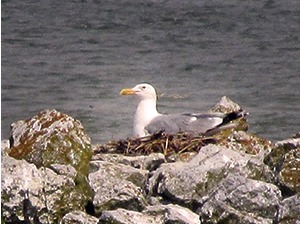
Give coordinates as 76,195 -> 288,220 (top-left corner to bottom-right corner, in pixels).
2,0 -> 300,144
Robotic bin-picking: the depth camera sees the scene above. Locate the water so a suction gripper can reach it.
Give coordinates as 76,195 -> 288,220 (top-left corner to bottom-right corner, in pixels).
2,0 -> 300,144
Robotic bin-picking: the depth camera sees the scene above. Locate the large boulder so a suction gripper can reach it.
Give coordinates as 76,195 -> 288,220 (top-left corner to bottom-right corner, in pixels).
147,144 -> 274,208
7,109 -> 92,176
2,109 -> 93,223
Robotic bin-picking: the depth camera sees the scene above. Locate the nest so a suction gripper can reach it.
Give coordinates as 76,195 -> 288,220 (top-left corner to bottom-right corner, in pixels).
93,116 -> 249,161
93,131 -> 217,159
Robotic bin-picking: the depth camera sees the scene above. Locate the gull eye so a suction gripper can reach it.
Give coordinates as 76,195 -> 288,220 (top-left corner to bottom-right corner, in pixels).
141,86 -> 146,90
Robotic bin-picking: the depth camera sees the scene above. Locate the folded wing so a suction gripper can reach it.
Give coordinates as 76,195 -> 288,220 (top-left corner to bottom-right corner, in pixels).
145,109 -> 247,135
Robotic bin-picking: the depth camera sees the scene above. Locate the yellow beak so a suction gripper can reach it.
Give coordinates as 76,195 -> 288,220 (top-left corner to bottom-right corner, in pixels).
120,88 -> 136,95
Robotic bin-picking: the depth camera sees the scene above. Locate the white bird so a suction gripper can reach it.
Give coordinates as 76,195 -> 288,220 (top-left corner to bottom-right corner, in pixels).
120,83 -> 247,138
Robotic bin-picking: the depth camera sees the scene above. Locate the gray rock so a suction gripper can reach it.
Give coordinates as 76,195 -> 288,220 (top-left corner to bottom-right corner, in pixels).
264,137 -> 300,193
1,155 -> 88,223
1,139 -> 9,155
292,132 -> 300,138
198,173 -> 282,223
7,109 -> 93,177
145,204 -> 200,224
275,137 -> 300,149
225,130 -> 273,156
147,144 -> 273,206
99,208 -> 160,224
3,109 -> 300,224
49,163 -> 77,178
210,96 -> 242,113
88,160 -> 149,214
278,193 -> 300,223
99,204 -> 200,224
61,211 -> 98,224
1,156 -> 44,223
92,152 -> 165,171
2,109 -> 94,224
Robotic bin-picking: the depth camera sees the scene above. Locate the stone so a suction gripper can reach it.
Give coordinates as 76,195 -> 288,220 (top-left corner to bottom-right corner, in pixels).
2,109 -> 94,224
7,109 -> 93,176
223,131 -> 273,155
1,155 -> 90,223
198,173 -> 282,223
99,208 -> 160,224
147,144 -> 274,208
1,139 -> 9,155
88,160 -> 148,215
278,193 -> 300,223
92,152 -> 165,171
98,204 -> 200,224
211,96 -> 243,113
48,163 -> 77,178
145,204 -> 200,224
264,137 -> 300,194
2,106 -> 300,224
61,211 -> 98,224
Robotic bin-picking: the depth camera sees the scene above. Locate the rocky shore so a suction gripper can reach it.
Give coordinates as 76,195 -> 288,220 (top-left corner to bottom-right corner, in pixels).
1,97 -> 299,224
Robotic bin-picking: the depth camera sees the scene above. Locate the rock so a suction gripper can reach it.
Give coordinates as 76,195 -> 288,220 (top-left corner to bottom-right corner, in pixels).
61,211 -> 98,224
278,193 -> 300,223
275,137 -> 300,149
198,173 -> 282,223
293,132 -> 300,138
223,131 -> 273,155
99,204 -> 200,224
2,107 -> 300,224
145,204 -> 200,224
211,96 -> 243,113
92,152 -> 165,171
2,109 -> 94,223
99,208 -> 160,224
1,155 -> 90,223
7,109 -> 93,176
209,96 -> 249,135
1,139 -> 9,155
147,144 -> 274,208
264,137 -> 300,194
2,156 -> 43,224
88,160 -> 149,215
49,163 -> 77,178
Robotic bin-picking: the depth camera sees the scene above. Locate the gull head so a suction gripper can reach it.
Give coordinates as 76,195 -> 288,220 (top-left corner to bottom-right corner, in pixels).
120,83 -> 157,101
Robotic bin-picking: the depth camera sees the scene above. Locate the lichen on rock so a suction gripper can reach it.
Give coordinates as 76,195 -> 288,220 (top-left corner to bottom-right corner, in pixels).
7,109 -> 93,176
198,173 -> 282,223
1,155 -> 88,223
264,136 -> 300,194
2,109 -> 94,223
88,160 -> 149,215
146,144 -> 274,209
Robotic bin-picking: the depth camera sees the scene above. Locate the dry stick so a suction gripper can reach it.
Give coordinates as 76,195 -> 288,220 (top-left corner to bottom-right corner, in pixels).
164,136 -> 169,156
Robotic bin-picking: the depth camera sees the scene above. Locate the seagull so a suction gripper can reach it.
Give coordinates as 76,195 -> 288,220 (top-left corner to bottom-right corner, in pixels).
120,83 -> 247,138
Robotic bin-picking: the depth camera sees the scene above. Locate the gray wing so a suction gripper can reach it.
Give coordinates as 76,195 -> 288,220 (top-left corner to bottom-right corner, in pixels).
145,112 -> 227,135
